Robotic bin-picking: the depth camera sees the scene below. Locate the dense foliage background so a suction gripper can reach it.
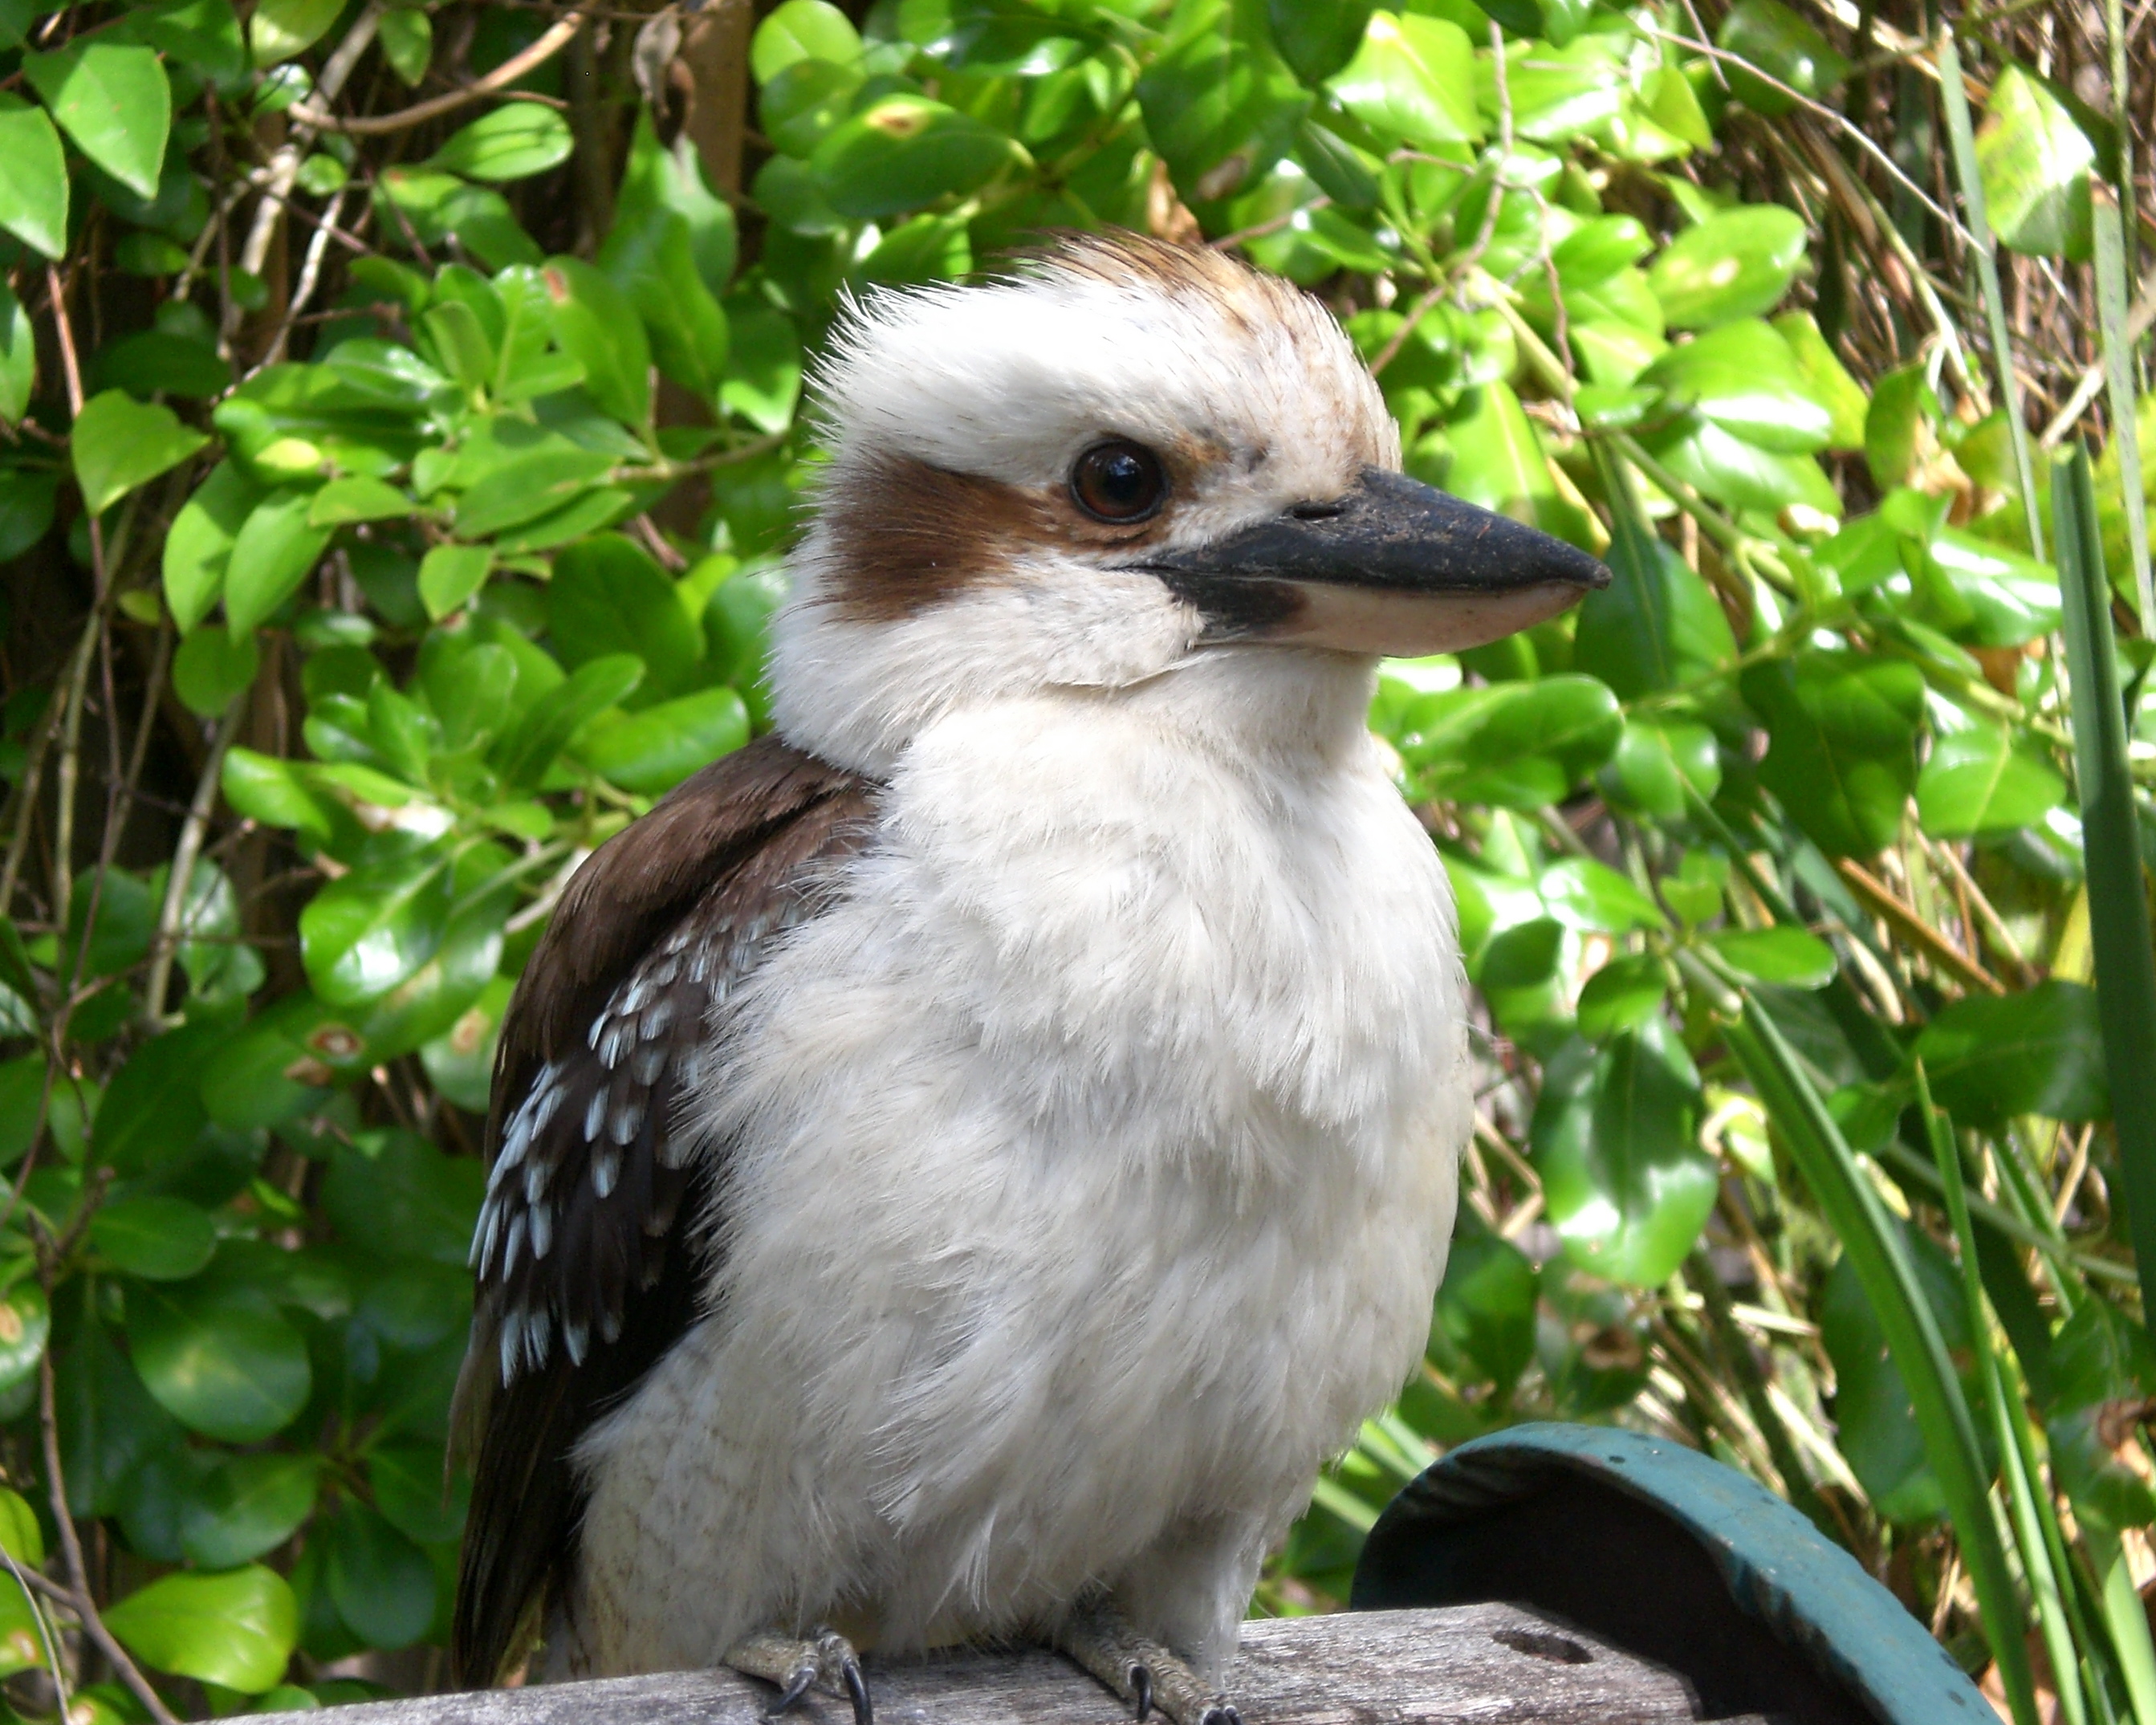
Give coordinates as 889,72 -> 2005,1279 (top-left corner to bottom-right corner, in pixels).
0,0 -> 2152,1716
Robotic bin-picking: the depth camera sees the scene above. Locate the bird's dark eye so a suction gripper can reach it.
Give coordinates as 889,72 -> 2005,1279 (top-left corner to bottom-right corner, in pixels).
1070,440 -> 1168,523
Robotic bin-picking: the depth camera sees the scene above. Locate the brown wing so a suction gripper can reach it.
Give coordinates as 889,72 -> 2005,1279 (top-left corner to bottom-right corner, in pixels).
450,736 -> 878,1687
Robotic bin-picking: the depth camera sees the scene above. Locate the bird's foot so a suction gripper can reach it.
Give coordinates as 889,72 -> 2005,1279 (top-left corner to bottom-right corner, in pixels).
725,1627 -> 872,1725
1057,1588 -> 1241,1725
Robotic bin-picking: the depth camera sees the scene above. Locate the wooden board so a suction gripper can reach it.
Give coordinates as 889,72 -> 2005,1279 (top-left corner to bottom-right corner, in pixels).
264,1604 -> 1757,1725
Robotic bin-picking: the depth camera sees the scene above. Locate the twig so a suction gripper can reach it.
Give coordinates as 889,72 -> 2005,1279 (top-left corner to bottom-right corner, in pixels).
0,615 -> 96,920
144,692 -> 248,1027
1834,857 -> 2007,995
256,185 -> 352,370
2040,258 -> 2156,445
35,1352 -> 178,1725
288,11 -> 584,133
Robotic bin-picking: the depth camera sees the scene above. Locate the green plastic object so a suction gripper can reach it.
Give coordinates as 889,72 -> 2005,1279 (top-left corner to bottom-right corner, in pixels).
1352,1422 -> 1987,1725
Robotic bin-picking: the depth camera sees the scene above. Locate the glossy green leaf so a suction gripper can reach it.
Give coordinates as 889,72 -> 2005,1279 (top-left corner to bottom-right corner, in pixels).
414,544 -> 493,622
1741,650 -> 1926,857
71,390 -> 209,516
1710,926 -> 1837,987
1576,954 -> 1668,1039
1442,380 -> 1591,544
1597,718 -> 1720,822
1646,205 -> 1807,328
0,1284 -> 50,1397
379,5 -> 431,83
1138,0 -> 1310,201
1772,311 -> 1868,450
550,534 -> 702,690
320,1131 -> 482,1268
429,102 -> 572,182
89,1196 -> 218,1280
172,623 -> 260,717
813,96 -> 1016,218
1433,1231 -> 1536,1389
222,747 -> 335,840
1540,857 -> 1667,934
1327,10 -> 1477,149
247,0 -> 341,63
128,1283 -> 311,1444
1639,319 -> 1833,454
224,490 -> 333,634
1926,528 -> 2061,647
573,686 -> 751,794
93,1022 -> 219,1173
0,468 -> 57,560
1975,66 -> 2094,260
165,466 -> 262,633
104,1565 -> 298,1693
325,1502 -> 435,1650
1395,674 -> 1622,808
0,98 -> 68,258
124,0 -> 246,86
1574,485 -> 1737,699
542,257 -> 651,427
1532,1021 -> 1715,1286
491,653 -> 645,789
0,281 -> 31,424
180,1453 -> 320,1569
1864,363 -> 1935,491
310,475 -> 413,526
369,1441 -> 470,1545
301,848 -> 453,1007
1914,980 -> 2109,1126
25,43 -> 168,201
1715,0 -> 1847,116
1268,0 -> 1373,85
1917,721 -> 2067,838
419,974 -> 512,1113
456,448 -> 617,540
751,0 -> 861,82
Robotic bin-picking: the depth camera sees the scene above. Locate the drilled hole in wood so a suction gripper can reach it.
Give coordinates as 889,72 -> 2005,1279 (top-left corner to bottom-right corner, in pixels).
1492,1629 -> 1593,1665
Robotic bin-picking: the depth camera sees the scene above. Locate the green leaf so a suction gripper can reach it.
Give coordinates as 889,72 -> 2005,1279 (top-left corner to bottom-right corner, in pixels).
1532,1020 -> 1715,1286
324,1502 -> 434,1650
549,534 -> 703,697
320,1131 -> 482,1268
1819,1230 -> 1971,1521
104,1566 -> 298,1694
59,1309 -> 176,1515
94,330 -> 228,401
721,298 -> 803,433
1864,362 -> 1935,491
417,543 -> 494,620
300,847 -> 453,1007
429,102 -> 573,183
172,623 -> 260,717
71,390 -> 209,515
0,1490 -> 43,1568
600,199 -> 731,396
246,0 -> 341,64
1576,954 -> 1668,1039
1432,1231 -> 1536,1389
1975,66 -> 2094,260
0,467 -> 57,560
308,475 -> 413,527
1772,311 -> 1868,450
492,653 -> 645,788
128,0 -> 247,87
1917,719 -> 2067,838
368,1442 -> 468,1545
1394,674 -> 1622,808
221,747 -> 334,839
1638,319 -> 1833,454
1597,718 -> 1720,822
1325,9 -> 1476,149
94,1023 -> 218,1172
23,43 -> 168,201
179,1453 -> 319,1569
1740,649 -> 1925,857
378,5 -> 430,83
1710,926 -> 1837,988
1442,380 -> 1589,543
1138,0 -> 1311,202
128,1283 -> 311,1444
0,280 -> 32,424
607,110 -> 738,299
1646,205 -> 1807,328
1268,0 -> 1375,86
1574,486 -> 1737,699
455,448 -> 616,539
0,98 -> 68,258
542,257 -> 650,427
420,974 -> 511,1113
1715,0 -> 1848,116
1540,856 -> 1667,934
1915,979 -> 2109,1127
573,686 -> 751,794
812,96 -> 1016,218
223,489 -> 332,634
751,0 -> 861,83
1926,529 -> 2060,646
89,1196 -> 218,1280
0,1285 -> 50,1397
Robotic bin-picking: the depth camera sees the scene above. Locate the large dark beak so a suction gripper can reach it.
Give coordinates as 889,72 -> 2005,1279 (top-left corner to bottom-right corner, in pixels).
1133,468 -> 1610,657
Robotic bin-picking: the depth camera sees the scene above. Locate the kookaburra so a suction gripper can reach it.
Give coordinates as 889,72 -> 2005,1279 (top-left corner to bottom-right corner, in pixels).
451,232 -> 1607,1724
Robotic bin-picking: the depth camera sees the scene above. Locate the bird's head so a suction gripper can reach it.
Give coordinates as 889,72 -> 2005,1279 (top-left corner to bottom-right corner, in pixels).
769,232 -> 1609,774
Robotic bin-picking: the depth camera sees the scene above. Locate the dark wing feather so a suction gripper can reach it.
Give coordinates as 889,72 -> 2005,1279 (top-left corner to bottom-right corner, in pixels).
450,737 -> 877,1688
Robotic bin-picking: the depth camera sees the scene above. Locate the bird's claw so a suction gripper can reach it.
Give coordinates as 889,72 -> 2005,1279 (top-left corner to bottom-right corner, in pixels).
728,1627 -> 871,1725
1131,1662 -> 1153,1722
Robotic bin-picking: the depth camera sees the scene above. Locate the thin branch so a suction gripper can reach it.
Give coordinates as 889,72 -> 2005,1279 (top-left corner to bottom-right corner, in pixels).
144,692 -> 248,1027
288,11 -> 584,134
1834,857 -> 2008,996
